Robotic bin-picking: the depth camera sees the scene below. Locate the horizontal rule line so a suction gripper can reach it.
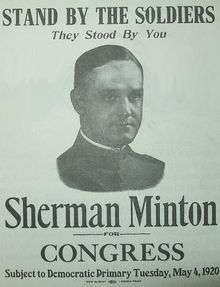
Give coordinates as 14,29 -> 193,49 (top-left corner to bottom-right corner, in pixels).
120,233 -> 151,236
73,233 -> 103,236
73,232 -> 151,236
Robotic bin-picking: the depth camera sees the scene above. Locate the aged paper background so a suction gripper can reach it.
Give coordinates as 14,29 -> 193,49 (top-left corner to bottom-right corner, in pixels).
0,0 -> 220,286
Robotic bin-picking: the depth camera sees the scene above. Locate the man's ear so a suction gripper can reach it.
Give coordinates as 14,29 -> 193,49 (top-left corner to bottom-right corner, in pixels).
70,88 -> 85,114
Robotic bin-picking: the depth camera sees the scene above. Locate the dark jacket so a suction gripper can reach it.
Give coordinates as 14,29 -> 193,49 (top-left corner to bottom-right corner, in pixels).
57,134 -> 165,192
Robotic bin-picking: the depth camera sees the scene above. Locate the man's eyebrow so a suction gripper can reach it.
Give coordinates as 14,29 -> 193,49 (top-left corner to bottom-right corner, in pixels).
98,88 -> 119,93
133,88 -> 143,90
131,88 -> 143,92
99,87 -> 143,91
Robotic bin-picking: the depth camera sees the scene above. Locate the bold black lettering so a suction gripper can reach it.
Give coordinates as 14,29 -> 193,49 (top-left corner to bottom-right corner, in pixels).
2,9 -> 12,26
172,243 -> 184,261
5,197 -> 21,228
41,244 -> 57,262
135,7 -> 145,24
206,6 -> 215,23
158,243 -> 170,261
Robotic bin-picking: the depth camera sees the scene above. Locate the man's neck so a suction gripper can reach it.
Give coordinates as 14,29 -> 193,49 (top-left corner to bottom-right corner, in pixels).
80,130 -> 125,151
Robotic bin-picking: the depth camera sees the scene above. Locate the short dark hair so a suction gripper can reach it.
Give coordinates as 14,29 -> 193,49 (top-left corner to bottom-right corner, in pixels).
74,45 -> 143,88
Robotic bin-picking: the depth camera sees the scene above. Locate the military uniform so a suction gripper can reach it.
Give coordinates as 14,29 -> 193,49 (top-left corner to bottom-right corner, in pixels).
57,132 -> 165,192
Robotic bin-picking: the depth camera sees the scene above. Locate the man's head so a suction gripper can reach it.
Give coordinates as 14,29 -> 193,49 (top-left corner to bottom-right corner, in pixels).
71,45 -> 143,148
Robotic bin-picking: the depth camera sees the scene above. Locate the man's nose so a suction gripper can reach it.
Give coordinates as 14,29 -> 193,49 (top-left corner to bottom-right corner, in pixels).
119,97 -> 132,116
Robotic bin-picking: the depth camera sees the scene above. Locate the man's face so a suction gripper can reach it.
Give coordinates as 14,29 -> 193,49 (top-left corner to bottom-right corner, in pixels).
79,60 -> 143,147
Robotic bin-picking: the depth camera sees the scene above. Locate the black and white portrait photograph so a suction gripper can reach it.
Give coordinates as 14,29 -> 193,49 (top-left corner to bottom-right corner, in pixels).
57,45 -> 165,191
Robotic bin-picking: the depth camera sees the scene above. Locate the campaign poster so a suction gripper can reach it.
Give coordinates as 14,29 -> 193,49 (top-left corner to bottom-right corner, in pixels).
0,1 -> 219,286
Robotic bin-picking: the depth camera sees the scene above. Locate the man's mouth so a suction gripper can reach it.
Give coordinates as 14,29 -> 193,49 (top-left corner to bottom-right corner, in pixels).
120,118 -> 135,127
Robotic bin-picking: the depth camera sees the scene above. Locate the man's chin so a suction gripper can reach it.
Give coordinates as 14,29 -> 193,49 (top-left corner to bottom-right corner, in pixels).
104,126 -> 138,147
111,134 -> 136,148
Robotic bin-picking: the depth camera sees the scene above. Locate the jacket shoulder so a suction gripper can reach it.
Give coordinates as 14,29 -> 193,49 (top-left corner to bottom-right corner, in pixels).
57,147 -> 74,171
127,150 -> 165,188
56,147 -> 79,188
131,150 -> 165,167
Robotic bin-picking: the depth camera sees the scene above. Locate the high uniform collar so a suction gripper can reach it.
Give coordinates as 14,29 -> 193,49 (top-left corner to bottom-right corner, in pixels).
80,129 -> 126,152
73,131 -> 132,168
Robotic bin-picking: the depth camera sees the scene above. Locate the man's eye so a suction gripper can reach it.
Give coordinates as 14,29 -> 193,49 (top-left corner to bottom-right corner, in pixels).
104,93 -> 118,102
129,91 -> 143,102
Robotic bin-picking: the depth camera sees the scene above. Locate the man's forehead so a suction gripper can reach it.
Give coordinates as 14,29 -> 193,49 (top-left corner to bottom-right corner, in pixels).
86,60 -> 143,89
